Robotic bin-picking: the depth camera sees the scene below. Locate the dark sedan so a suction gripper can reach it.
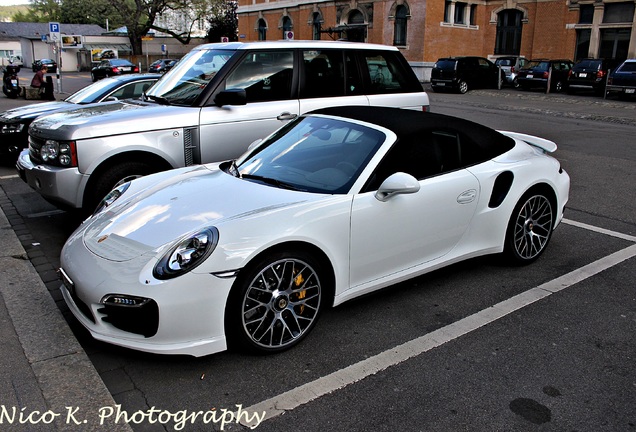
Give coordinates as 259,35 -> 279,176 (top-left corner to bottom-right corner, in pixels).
606,59 -> 636,99
517,59 -> 574,92
91,59 -> 140,81
148,59 -> 178,73
0,74 -> 159,162
32,58 -> 57,73
431,56 -> 503,94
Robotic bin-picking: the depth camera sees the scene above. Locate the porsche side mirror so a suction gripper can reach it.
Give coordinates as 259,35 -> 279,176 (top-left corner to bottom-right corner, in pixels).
214,89 -> 247,107
375,172 -> 420,202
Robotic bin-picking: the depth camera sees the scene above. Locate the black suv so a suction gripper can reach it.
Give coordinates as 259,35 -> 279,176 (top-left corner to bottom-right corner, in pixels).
567,58 -> 617,95
517,59 -> 574,92
431,56 -> 502,94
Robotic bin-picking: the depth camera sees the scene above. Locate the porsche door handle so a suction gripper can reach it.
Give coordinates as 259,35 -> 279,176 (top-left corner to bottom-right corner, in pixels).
457,189 -> 477,204
277,112 -> 298,121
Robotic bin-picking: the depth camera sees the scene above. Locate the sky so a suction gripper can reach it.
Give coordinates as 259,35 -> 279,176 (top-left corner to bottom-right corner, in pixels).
0,0 -> 30,5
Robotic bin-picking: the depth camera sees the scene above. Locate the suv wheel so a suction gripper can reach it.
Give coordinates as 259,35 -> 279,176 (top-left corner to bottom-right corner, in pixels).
87,161 -> 156,214
458,80 -> 468,94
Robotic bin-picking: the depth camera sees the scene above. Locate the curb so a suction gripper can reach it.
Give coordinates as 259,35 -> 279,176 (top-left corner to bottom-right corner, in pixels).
0,187 -> 132,431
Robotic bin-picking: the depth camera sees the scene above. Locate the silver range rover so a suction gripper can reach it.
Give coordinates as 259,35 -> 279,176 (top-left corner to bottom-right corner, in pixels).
16,40 -> 429,213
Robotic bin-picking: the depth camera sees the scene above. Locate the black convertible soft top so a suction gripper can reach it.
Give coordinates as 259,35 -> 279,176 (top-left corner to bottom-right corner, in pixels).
309,106 -> 515,160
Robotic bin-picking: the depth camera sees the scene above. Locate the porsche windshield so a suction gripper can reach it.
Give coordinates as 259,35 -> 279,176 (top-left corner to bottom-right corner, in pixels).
237,116 -> 386,194
145,48 -> 235,105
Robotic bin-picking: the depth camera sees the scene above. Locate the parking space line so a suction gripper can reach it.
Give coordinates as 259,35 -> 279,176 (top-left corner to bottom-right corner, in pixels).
562,218 -> 636,242
240,222 -> 636,428
0,174 -> 19,180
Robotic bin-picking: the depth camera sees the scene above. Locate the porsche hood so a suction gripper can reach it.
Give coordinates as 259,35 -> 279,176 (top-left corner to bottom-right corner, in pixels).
81,165 -> 317,262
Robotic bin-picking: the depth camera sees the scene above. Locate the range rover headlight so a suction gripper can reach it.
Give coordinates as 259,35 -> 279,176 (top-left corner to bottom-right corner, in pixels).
154,227 -> 219,280
41,140 -> 59,161
93,182 -> 131,215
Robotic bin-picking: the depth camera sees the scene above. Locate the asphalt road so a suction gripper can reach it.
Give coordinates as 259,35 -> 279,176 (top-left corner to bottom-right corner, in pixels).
0,80 -> 635,431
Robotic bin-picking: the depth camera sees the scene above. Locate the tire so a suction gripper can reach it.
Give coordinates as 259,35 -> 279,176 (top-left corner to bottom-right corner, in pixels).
226,250 -> 325,354
553,80 -> 563,93
86,161 -> 156,214
503,191 -> 554,265
512,78 -> 520,89
90,72 -> 97,82
457,80 -> 468,94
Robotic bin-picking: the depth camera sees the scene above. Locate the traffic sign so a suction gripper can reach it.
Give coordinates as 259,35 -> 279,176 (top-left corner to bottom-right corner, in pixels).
49,22 -> 60,42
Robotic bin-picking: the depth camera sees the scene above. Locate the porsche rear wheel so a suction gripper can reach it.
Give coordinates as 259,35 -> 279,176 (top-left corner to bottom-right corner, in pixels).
504,191 -> 554,264
227,251 -> 324,353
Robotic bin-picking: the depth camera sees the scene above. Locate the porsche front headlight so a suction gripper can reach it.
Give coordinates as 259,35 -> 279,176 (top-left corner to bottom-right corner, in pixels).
154,227 -> 219,280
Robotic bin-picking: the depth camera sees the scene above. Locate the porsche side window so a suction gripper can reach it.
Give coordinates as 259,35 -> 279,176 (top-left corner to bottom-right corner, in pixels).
365,130 -> 462,191
225,50 -> 294,103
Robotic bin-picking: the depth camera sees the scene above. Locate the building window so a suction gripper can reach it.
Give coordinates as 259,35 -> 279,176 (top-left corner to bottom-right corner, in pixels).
495,9 -> 523,55
258,19 -> 267,41
579,4 -> 594,24
603,2 -> 635,23
444,1 -> 452,23
454,2 -> 466,24
599,28 -> 631,59
312,12 -> 322,40
393,5 -> 408,46
575,29 -> 591,60
282,16 -> 292,39
469,4 -> 477,25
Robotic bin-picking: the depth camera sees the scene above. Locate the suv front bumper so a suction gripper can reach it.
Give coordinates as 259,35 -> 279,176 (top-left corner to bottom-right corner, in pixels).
16,149 -> 86,209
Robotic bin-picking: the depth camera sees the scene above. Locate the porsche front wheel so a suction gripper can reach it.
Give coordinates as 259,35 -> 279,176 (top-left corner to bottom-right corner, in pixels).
504,191 -> 554,264
227,251 -> 324,353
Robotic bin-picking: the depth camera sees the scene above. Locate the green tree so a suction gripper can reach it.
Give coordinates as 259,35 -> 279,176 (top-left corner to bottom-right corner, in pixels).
12,0 -> 61,22
206,0 -> 237,43
60,0 -> 125,29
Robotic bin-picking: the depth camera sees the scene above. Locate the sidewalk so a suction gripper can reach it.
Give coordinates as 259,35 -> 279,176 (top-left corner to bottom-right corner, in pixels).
0,188 -> 131,431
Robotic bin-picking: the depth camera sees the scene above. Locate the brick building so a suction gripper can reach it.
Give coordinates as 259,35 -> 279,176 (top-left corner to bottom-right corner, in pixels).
237,0 -> 636,80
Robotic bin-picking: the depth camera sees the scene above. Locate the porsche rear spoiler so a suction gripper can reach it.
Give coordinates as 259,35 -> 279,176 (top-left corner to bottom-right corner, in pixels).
498,131 -> 557,153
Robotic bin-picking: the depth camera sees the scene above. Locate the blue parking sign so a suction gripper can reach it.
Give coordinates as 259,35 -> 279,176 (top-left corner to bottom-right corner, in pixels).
49,22 -> 59,33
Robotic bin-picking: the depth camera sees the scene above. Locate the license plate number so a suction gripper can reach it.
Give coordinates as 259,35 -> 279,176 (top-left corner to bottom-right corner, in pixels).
11,79 -> 17,85
438,83 -> 445,86
527,75 -> 533,79
626,88 -> 635,94
121,67 -> 131,71
579,73 -> 587,78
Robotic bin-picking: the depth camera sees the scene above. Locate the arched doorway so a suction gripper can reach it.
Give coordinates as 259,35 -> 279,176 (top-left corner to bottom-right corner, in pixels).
346,10 -> 366,42
495,10 -> 523,55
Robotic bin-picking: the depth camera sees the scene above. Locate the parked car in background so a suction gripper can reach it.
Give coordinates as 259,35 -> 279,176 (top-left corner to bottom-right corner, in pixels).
606,59 -> 636,98
567,58 -> 617,95
91,59 -> 140,81
58,106 -> 569,357
148,59 -> 178,73
17,41 -> 429,213
431,56 -> 503,94
32,58 -> 57,73
517,59 -> 574,92
0,74 -> 160,162
495,56 -> 527,88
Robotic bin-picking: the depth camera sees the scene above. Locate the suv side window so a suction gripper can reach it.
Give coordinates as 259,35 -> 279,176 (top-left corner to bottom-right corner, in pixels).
301,50 -> 346,98
224,50 -> 294,103
360,51 -> 418,94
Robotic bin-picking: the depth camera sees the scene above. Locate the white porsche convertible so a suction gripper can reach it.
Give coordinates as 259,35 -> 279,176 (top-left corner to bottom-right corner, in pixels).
59,106 -> 570,357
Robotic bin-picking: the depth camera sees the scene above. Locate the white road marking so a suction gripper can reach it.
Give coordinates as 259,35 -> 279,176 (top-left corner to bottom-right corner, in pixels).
562,218 -> 636,242
240,222 -> 636,428
0,174 -> 19,180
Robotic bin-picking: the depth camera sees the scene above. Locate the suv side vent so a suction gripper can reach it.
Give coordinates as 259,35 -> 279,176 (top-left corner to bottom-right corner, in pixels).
183,127 -> 200,166
489,171 -> 514,208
